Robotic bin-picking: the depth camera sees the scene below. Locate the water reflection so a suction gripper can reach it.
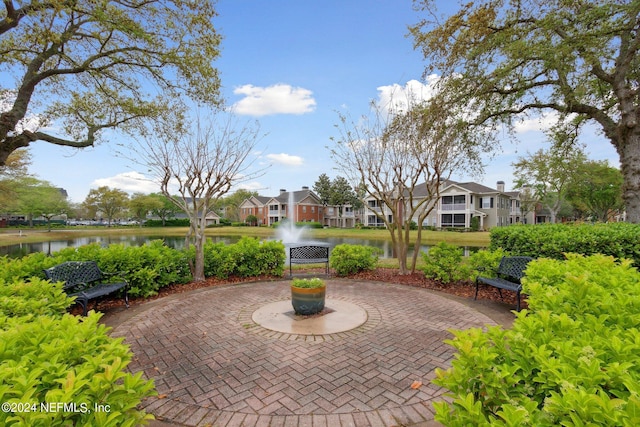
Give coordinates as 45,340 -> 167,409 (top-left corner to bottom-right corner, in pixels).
0,234 -> 483,259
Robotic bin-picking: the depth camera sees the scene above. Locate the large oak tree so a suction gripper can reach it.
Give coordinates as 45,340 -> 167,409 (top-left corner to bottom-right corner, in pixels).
0,1 -> 221,164
410,0 -> 640,222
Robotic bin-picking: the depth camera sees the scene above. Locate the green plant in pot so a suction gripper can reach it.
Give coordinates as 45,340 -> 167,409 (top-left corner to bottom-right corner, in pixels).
290,278 -> 326,315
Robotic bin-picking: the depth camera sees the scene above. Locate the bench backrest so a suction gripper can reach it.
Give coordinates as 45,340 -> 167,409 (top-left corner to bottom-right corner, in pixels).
290,245 -> 329,260
497,256 -> 533,283
44,261 -> 102,291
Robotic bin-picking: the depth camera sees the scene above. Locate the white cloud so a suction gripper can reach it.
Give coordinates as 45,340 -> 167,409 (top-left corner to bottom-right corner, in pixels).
266,153 -> 304,166
1,90 -> 49,134
91,171 -> 159,194
376,76 -> 440,114
513,111 -> 560,134
232,84 -> 316,116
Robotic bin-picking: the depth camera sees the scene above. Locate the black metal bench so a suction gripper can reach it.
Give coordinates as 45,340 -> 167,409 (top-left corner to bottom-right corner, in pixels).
289,244 -> 330,277
44,261 -> 129,316
475,256 -> 533,311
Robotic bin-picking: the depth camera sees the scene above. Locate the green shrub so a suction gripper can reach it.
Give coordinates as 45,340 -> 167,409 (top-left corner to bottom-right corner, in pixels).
0,277 -> 73,318
433,254 -> 640,426
330,244 -> 379,276
0,275 -> 155,426
467,247 -> 508,279
0,313 -> 156,426
202,237 -> 285,278
490,222 -> 640,266
421,242 -> 471,282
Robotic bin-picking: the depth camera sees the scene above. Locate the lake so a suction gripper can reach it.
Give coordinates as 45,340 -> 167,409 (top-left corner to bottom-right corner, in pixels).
0,234 -> 483,259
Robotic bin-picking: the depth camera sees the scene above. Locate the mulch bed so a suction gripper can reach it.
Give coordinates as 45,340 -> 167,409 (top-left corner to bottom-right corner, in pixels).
75,268 -> 525,316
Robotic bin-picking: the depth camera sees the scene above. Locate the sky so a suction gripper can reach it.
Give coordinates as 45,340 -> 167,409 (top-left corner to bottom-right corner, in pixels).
21,0 -> 621,203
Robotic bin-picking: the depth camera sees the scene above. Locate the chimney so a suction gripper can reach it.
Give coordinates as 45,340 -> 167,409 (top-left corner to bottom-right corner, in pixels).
302,186 -> 309,190
280,189 -> 286,194
497,181 -> 505,192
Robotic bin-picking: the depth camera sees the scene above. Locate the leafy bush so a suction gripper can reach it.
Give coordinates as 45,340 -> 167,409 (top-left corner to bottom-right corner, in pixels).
330,244 -> 379,276
0,276 -> 156,426
490,222 -> 640,266
421,242 -> 471,282
202,237 -> 284,278
0,278 -> 72,318
0,313 -> 156,426
433,254 -> 640,426
467,247 -> 508,279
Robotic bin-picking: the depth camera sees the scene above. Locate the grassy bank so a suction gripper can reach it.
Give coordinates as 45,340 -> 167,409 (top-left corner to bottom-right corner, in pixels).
0,226 -> 490,248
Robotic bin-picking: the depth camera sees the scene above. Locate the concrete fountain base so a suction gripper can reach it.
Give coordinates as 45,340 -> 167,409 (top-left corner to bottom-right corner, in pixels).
251,299 -> 368,335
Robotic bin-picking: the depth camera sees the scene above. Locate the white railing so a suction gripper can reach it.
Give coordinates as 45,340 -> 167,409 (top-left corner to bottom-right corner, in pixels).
440,203 -> 466,211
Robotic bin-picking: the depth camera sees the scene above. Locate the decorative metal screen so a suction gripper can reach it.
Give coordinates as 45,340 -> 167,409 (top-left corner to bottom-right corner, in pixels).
498,256 -> 533,283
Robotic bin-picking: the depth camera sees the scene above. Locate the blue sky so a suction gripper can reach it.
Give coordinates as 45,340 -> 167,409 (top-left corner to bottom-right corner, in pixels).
23,0 -> 619,203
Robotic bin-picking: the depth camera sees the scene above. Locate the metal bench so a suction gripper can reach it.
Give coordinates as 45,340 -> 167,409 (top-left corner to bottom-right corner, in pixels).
44,261 -> 129,316
475,256 -> 533,311
288,244 -> 330,277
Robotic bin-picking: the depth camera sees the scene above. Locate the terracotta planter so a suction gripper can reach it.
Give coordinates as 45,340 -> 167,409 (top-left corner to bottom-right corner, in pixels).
291,283 -> 326,315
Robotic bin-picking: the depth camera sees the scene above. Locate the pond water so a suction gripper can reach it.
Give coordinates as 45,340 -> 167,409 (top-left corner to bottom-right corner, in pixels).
0,234 -> 483,259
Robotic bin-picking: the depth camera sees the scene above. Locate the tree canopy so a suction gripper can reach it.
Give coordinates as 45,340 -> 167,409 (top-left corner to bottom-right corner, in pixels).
0,0 -> 221,165
410,0 -> 640,222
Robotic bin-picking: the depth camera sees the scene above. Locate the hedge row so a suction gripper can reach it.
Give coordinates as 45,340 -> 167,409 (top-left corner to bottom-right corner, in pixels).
490,222 -> 640,265
434,254 -> 640,425
0,237 -> 285,298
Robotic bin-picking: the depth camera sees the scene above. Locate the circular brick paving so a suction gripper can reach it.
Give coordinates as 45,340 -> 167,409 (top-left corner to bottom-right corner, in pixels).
112,279 -> 497,427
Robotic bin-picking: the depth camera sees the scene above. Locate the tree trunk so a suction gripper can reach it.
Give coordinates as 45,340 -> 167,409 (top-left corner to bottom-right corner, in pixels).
618,132 -> 640,223
193,235 -> 206,282
191,214 -> 208,282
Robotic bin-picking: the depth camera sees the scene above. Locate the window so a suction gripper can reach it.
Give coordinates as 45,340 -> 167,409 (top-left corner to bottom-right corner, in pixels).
368,200 -> 380,208
481,197 -> 494,209
367,215 -> 385,227
441,214 -> 466,227
311,206 -> 315,213
302,206 -> 307,213
269,204 -> 278,211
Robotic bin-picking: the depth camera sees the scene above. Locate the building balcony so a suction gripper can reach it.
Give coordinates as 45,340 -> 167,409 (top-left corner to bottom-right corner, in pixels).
440,203 -> 467,211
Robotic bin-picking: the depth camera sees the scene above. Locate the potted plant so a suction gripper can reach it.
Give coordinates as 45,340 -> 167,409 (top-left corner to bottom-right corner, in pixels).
290,278 -> 326,315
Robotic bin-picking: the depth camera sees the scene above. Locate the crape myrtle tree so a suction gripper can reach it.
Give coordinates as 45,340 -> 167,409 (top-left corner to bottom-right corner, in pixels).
410,0 -> 640,222
0,1 -> 221,165
141,114 -> 262,282
331,90 -> 487,274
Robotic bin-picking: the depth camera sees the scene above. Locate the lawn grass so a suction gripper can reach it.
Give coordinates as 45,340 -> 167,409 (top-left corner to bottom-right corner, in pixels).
0,225 -> 490,248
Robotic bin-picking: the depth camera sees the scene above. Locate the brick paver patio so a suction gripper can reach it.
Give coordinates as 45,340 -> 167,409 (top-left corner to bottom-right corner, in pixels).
111,279 -> 498,426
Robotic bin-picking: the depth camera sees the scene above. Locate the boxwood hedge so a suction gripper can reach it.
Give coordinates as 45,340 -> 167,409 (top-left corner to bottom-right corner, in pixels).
490,222 -> 640,266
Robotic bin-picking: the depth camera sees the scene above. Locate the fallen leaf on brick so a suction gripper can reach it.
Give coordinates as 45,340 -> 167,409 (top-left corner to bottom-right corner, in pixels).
410,380 -> 422,389
157,394 -> 167,399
